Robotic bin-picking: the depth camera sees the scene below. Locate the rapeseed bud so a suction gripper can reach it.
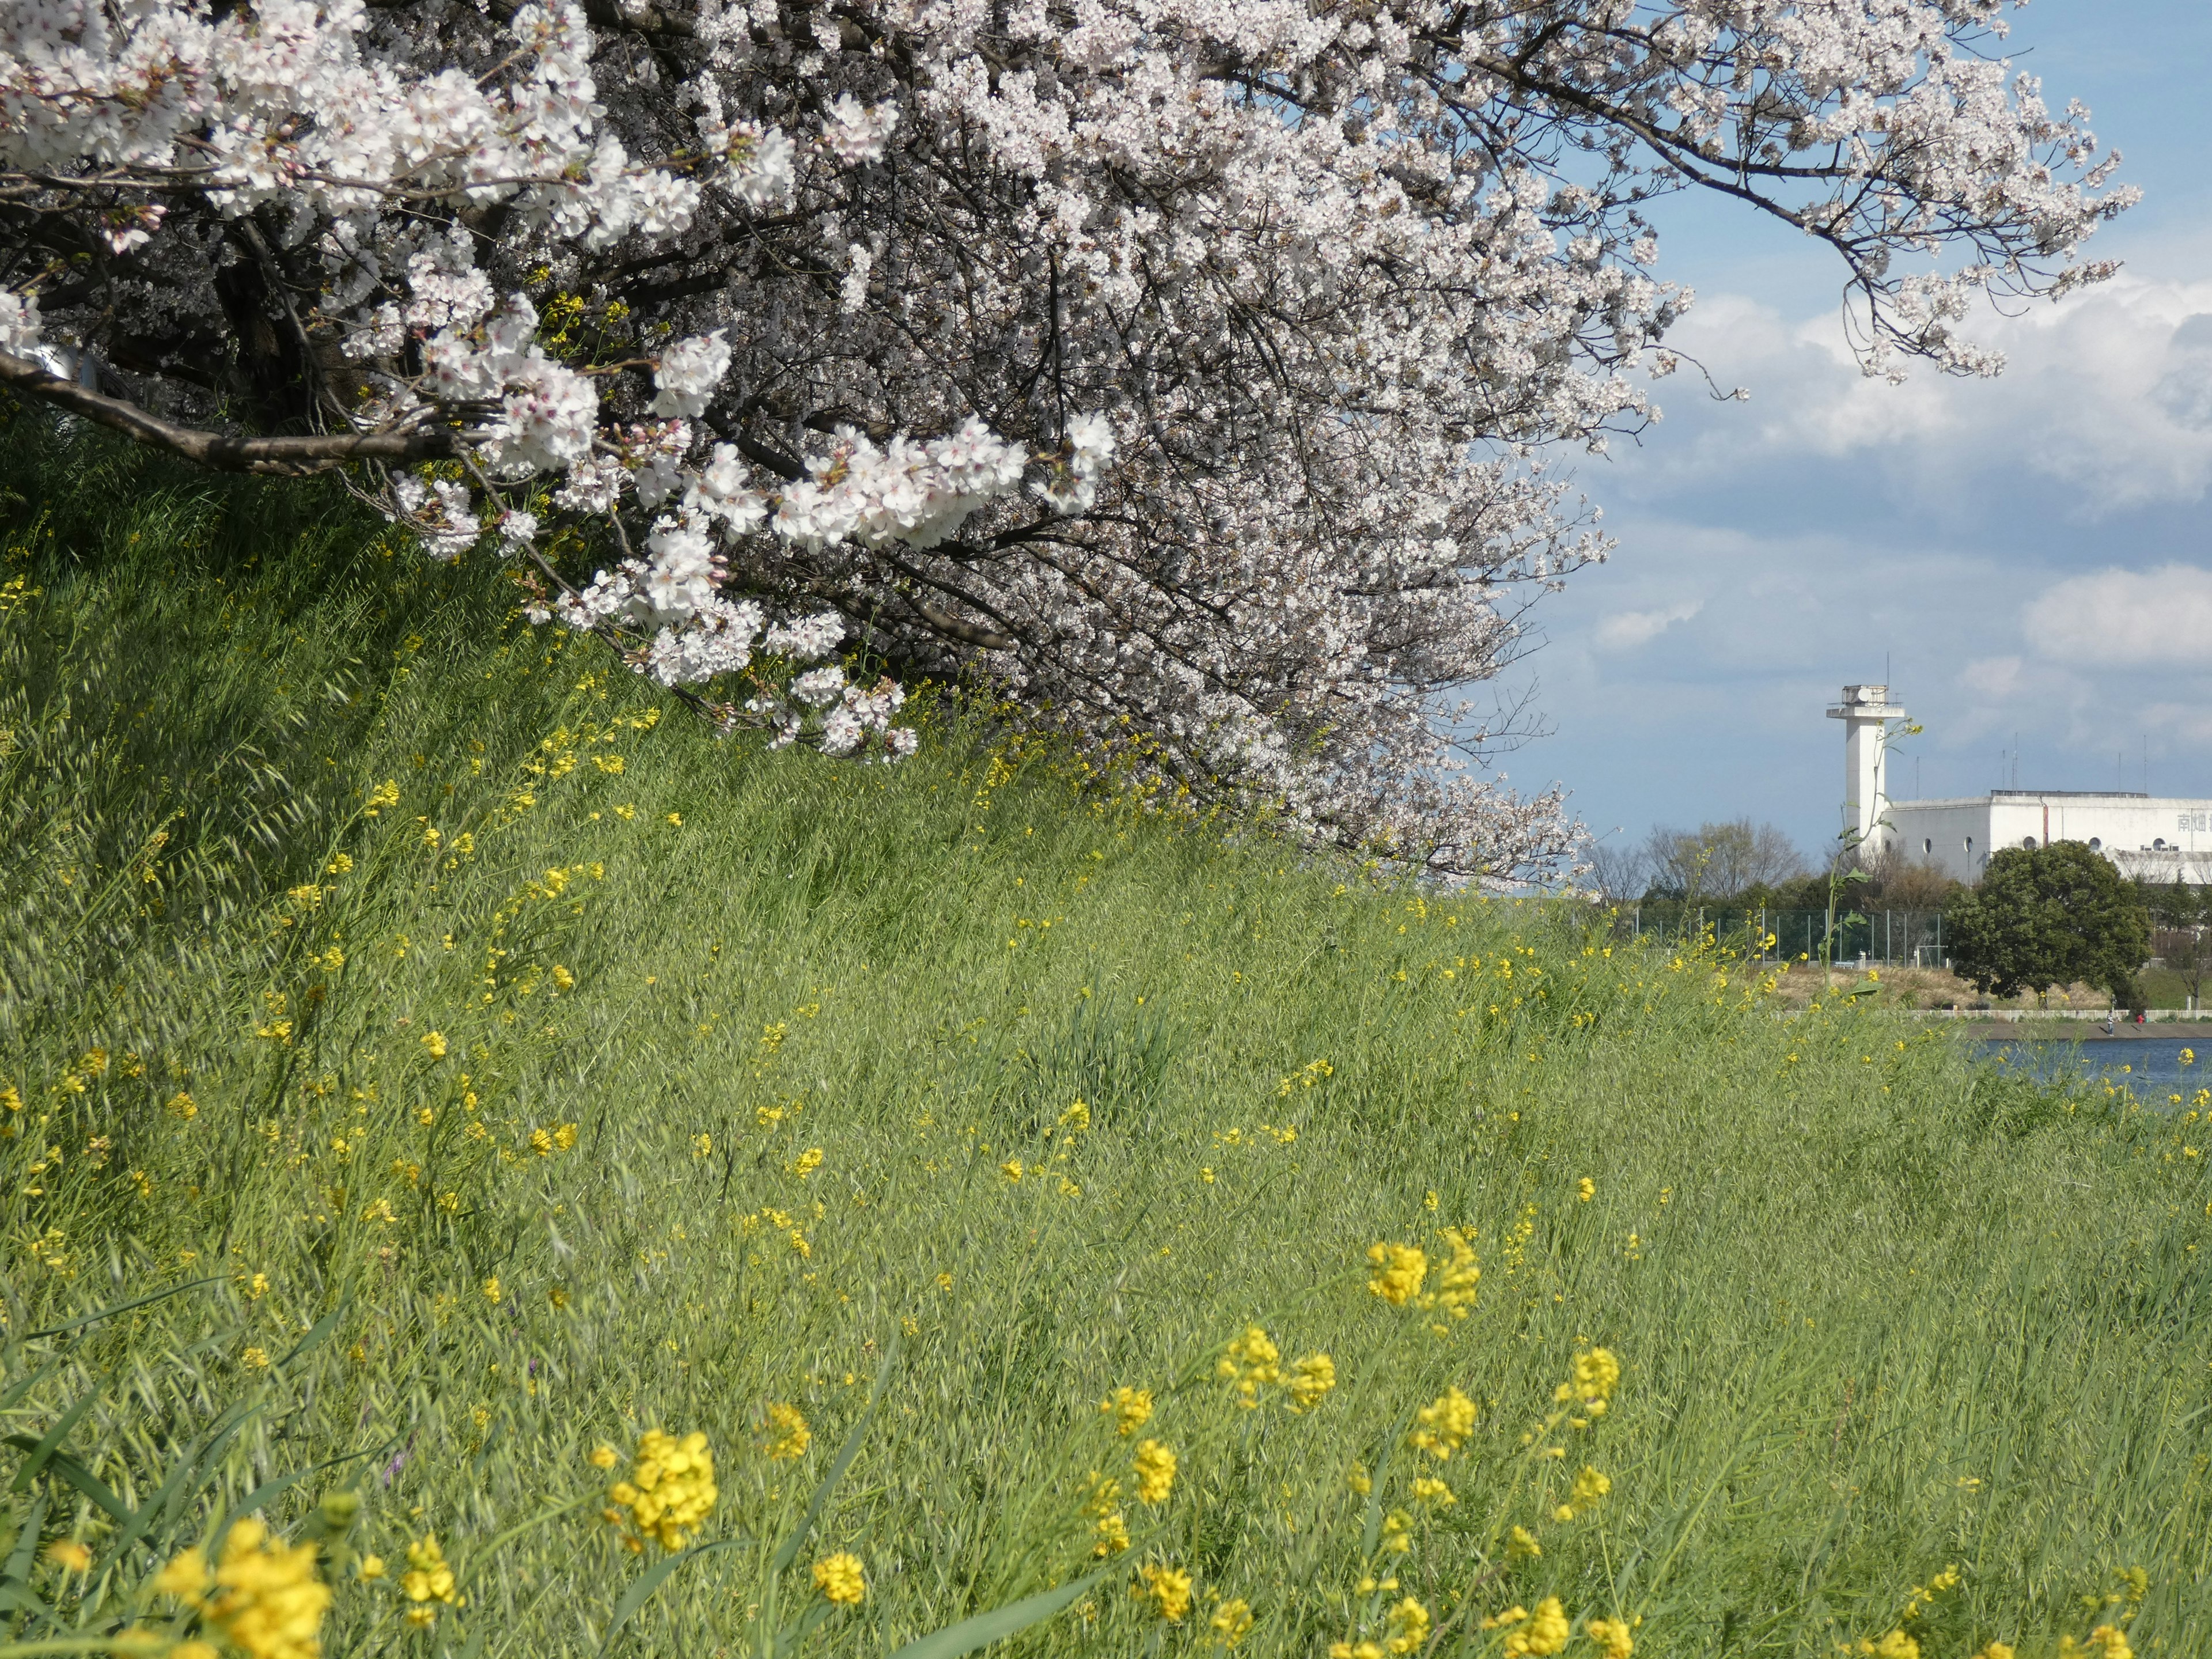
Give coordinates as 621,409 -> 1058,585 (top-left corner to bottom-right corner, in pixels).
1101,1386 -> 1153,1435
761,1403 -> 811,1461
1577,1178 -> 1594,1202
607,1429 -> 718,1551
401,1534 -> 458,1627
1133,1564 -> 1192,1622
1366,1243 -> 1427,1306
1383,1597 -> 1429,1655
1410,1387 -> 1475,1458
811,1552 -> 865,1605
1133,1439 -> 1177,1505
1210,1598 -> 1254,1647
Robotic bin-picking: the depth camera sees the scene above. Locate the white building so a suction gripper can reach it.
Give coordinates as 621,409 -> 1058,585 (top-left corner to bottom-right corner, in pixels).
1828,683 -> 2212,886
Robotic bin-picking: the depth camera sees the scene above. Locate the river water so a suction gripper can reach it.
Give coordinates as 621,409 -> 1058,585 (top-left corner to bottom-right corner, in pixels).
1979,1034 -> 2209,1099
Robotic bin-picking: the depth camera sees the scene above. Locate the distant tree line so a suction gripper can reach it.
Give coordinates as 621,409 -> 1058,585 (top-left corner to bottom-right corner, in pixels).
1592,819 -> 2198,1010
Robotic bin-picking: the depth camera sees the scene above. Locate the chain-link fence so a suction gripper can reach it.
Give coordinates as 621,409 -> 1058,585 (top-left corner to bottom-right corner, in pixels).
1613,904 -> 1950,968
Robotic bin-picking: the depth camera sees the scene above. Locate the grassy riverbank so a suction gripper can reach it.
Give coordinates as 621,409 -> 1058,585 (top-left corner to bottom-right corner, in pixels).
4,426 -> 2207,1658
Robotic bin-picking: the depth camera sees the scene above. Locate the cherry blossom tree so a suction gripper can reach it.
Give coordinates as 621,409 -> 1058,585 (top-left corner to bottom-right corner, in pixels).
0,0 -> 2133,878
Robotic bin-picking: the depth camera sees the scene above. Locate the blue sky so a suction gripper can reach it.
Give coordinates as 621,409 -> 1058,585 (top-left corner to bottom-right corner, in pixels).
1498,0 -> 2212,868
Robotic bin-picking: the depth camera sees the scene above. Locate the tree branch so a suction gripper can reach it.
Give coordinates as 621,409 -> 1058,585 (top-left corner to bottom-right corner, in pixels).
0,350 -> 465,475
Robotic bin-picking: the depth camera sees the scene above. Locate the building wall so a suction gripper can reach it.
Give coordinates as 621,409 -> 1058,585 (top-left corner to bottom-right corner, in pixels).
1881,794 -> 2212,885
1879,798 -> 1991,884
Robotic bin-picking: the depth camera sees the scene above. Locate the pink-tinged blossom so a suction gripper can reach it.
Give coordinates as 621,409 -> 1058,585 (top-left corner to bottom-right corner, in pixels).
0,0 -> 2136,866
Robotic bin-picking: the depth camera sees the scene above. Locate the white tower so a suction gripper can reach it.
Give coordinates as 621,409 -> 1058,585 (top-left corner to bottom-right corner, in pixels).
1825,683 -> 1906,852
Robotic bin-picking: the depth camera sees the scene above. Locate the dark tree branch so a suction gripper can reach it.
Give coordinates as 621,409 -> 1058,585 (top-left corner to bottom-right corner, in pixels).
0,350 -> 465,474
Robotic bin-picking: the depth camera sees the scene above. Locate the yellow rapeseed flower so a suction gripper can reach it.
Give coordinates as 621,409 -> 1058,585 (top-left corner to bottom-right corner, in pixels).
1093,1510 -> 1130,1556
1410,1476 -> 1455,1506
1384,1597 -> 1429,1655
400,1534 -> 457,1623
761,1402 -> 811,1462
1502,1596 -> 1570,1657
1001,1158 -> 1024,1182
812,1552 -> 865,1605
174,1517 -> 334,1659
356,1556 -> 385,1581
1577,1177 -> 1594,1202
1286,1353 -> 1336,1412
607,1430 -> 718,1551
421,1032 -> 448,1059
1133,1439 -> 1177,1505
1218,1326 -> 1281,1407
1507,1525 -> 1541,1559
44,1540 -> 92,1573
241,1346 -> 271,1370
1586,1616 -> 1635,1659
1100,1386 -> 1153,1435
1133,1564 -> 1192,1622
1366,1243 -> 1427,1306
1410,1387 -> 1475,1459
1210,1598 -> 1254,1647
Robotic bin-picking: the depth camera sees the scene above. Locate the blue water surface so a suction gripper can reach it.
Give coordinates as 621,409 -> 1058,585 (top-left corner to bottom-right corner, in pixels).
1979,1035 -> 2209,1099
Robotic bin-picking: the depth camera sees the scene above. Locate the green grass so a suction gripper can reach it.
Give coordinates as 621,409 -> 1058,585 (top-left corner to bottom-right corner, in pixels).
3,418 -> 2210,1659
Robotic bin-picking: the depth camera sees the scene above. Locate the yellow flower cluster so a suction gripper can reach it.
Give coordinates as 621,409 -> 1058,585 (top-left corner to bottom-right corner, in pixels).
1133,1563 -> 1192,1622
1219,1326 -> 1282,1406
154,1518 -> 331,1659
1554,1464 -> 1611,1522
1423,1229 -> 1481,1324
811,1552 -> 866,1605
1286,1353 -> 1337,1412
605,1429 -> 718,1551
1486,1596 -> 1571,1657
400,1535 -> 458,1628
1366,1243 -> 1427,1305
1133,1438 -> 1177,1505
1100,1385 -> 1153,1435
1586,1616 -> 1635,1658
1409,1387 -> 1476,1459
1210,1599 -> 1254,1647
1330,1597 -> 1429,1659
760,1402 -> 811,1461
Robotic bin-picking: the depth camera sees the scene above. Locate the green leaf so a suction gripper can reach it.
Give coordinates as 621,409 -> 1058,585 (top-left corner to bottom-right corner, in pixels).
23,1277 -> 225,1342
1,1494 -> 48,1589
234,1438 -> 394,1522
884,1567 -> 1111,1659
0,1361 -> 63,1415
276,1296 -> 353,1371
597,1537 -> 744,1656
0,1440 -> 125,1523
9,1392 -> 98,1495
769,1343 -> 896,1575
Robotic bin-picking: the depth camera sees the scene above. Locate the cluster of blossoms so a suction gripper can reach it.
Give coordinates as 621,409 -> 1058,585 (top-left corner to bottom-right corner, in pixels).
1217,1324 -> 1338,1412
399,1534 -> 459,1628
152,1518 -> 331,1659
1,0 -> 2131,873
601,1428 -> 718,1552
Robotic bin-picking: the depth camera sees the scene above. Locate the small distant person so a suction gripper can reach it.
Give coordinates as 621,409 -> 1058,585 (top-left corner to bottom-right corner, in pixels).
2101,1010 -> 2116,1035
2135,1009 -> 2147,1027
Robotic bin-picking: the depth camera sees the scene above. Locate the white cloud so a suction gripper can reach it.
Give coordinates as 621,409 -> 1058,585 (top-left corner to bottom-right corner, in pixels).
2021,564 -> 2212,665
1592,598 -> 1701,650
1645,262 -> 2212,512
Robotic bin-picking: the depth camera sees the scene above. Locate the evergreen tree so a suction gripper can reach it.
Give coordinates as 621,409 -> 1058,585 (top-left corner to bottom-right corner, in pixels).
1948,843 -> 2150,1004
